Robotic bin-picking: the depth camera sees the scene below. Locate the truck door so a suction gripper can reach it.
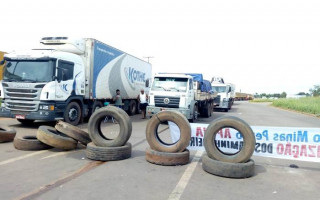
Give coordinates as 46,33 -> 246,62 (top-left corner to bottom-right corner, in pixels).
187,78 -> 194,105
55,60 -> 74,101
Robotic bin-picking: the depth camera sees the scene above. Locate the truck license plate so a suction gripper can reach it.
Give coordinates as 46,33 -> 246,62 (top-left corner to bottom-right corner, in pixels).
15,115 -> 25,119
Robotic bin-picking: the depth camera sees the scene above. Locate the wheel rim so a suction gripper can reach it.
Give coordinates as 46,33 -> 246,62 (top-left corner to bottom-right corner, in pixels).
68,107 -> 78,121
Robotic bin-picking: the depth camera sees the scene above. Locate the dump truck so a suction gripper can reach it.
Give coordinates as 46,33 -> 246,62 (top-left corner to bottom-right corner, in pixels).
0,37 -> 152,125
146,73 -> 217,122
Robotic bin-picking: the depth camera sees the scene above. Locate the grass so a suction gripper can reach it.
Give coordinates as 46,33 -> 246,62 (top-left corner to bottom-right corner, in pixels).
250,99 -> 274,103
272,97 -> 320,116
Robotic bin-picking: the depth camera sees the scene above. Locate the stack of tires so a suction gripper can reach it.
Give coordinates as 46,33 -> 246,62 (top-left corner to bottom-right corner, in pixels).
86,106 -> 132,161
145,111 -> 191,166
13,121 -> 91,151
202,116 -> 256,178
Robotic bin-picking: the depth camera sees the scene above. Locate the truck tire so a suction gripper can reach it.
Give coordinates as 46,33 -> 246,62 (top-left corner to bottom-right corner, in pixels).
88,106 -> 132,147
64,102 -> 82,126
86,142 -> 131,161
145,148 -> 190,166
202,103 -> 210,118
55,121 -> 91,145
13,135 -> 52,151
37,126 -> 78,150
190,105 -> 198,123
146,110 -> 191,153
204,116 -> 255,163
0,126 -> 16,143
202,154 -> 255,178
92,101 -> 103,113
17,119 -> 35,126
128,100 -> 137,116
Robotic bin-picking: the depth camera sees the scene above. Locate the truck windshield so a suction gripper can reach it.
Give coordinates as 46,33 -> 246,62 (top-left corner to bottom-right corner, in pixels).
3,60 -> 55,82
151,77 -> 188,92
212,86 -> 227,93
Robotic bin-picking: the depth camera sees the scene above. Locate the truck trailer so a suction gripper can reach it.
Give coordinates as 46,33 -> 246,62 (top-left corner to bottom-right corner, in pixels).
146,73 -> 217,122
0,37 -> 151,125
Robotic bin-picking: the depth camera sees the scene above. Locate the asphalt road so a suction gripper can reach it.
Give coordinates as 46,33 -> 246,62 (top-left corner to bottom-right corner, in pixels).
0,101 -> 319,200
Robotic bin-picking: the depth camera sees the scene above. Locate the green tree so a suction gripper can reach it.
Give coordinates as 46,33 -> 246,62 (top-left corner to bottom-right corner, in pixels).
310,85 -> 320,97
280,92 -> 287,98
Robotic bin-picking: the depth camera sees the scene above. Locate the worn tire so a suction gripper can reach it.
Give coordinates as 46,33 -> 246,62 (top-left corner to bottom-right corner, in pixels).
189,104 -> 198,123
128,100 -> 137,116
202,154 -> 255,178
86,142 -> 131,161
13,135 -> 52,151
204,116 -> 255,163
0,126 -> 16,143
55,121 -> 91,145
145,148 -> 190,166
146,110 -> 191,153
88,106 -> 132,147
37,126 -> 78,150
64,102 -> 82,126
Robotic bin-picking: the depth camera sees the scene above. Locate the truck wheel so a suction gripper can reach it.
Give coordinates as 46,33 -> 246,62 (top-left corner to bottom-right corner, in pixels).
204,116 -> 255,163
128,100 -> 137,116
92,101 -> 103,113
146,110 -> 191,153
64,102 -> 82,126
145,148 -> 190,166
17,119 -> 35,126
88,106 -> 132,147
37,126 -> 78,150
202,154 -> 255,178
0,126 -> 16,143
55,121 -> 91,145
86,142 -> 131,161
203,103 -> 210,118
14,135 -> 52,151
190,105 -> 198,123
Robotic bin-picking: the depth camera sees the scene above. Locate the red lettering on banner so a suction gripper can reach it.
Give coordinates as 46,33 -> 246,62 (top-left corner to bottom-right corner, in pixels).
196,127 -> 203,137
292,145 -> 299,158
300,145 -> 307,157
277,144 -> 284,154
218,129 -> 223,138
308,145 -> 316,157
284,143 -> 292,155
224,128 -> 231,138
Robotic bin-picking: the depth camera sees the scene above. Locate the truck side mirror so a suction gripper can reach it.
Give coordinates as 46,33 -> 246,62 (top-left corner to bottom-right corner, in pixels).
145,79 -> 150,88
229,87 -> 231,93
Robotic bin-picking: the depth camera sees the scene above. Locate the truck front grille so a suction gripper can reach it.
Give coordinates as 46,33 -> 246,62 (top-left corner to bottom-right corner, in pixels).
5,102 -> 38,112
154,96 -> 180,108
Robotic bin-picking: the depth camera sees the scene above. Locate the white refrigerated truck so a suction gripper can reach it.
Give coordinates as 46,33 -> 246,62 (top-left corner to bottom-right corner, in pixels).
0,37 -> 151,125
146,73 -> 217,122
211,78 -> 235,112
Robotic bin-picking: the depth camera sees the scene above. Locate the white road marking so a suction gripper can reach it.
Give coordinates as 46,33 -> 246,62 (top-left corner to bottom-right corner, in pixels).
168,150 -> 203,200
40,150 -> 83,160
0,150 -> 49,166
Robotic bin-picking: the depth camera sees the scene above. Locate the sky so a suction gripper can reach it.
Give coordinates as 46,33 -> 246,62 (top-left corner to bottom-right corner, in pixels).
1,0 -> 319,95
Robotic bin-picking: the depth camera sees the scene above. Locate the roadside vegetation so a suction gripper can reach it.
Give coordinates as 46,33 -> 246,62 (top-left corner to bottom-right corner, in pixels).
250,97 -> 320,117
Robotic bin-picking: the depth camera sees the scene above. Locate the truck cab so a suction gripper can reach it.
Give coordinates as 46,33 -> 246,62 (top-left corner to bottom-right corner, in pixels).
147,74 -> 196,120
0,38 -> 86,125
211,82 -> 235,112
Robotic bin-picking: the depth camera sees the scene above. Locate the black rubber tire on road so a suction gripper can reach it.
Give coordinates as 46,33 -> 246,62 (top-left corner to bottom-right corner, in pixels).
202,154 -> 255,178
190,105 -> 198,123
203,103 -> 210,118
17,119 -> 35,126
146,110 -> 191,153
128,100 -> 137,116
88,106 -> 132,147
37,126 -> 78,150
55,121 -> 91,145
204,116 -> 255,163
13,135 -> 52,151
86,142 -> 131,161
92,101 -> 104,113
0,126 -> 16,143
145,148 -> 190,166
64,102 -> 82,126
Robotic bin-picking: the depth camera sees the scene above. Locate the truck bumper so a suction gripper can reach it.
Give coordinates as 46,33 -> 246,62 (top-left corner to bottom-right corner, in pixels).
216,101 -> 229,109
0,102 -> 64,121
146,106 -> 191,119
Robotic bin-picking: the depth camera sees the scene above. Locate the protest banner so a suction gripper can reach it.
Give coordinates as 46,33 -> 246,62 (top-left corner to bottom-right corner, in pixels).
169,122 -> 320,162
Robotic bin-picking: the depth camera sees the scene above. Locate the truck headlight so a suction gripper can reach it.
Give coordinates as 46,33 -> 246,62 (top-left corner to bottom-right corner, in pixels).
39,105 -> 55,110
